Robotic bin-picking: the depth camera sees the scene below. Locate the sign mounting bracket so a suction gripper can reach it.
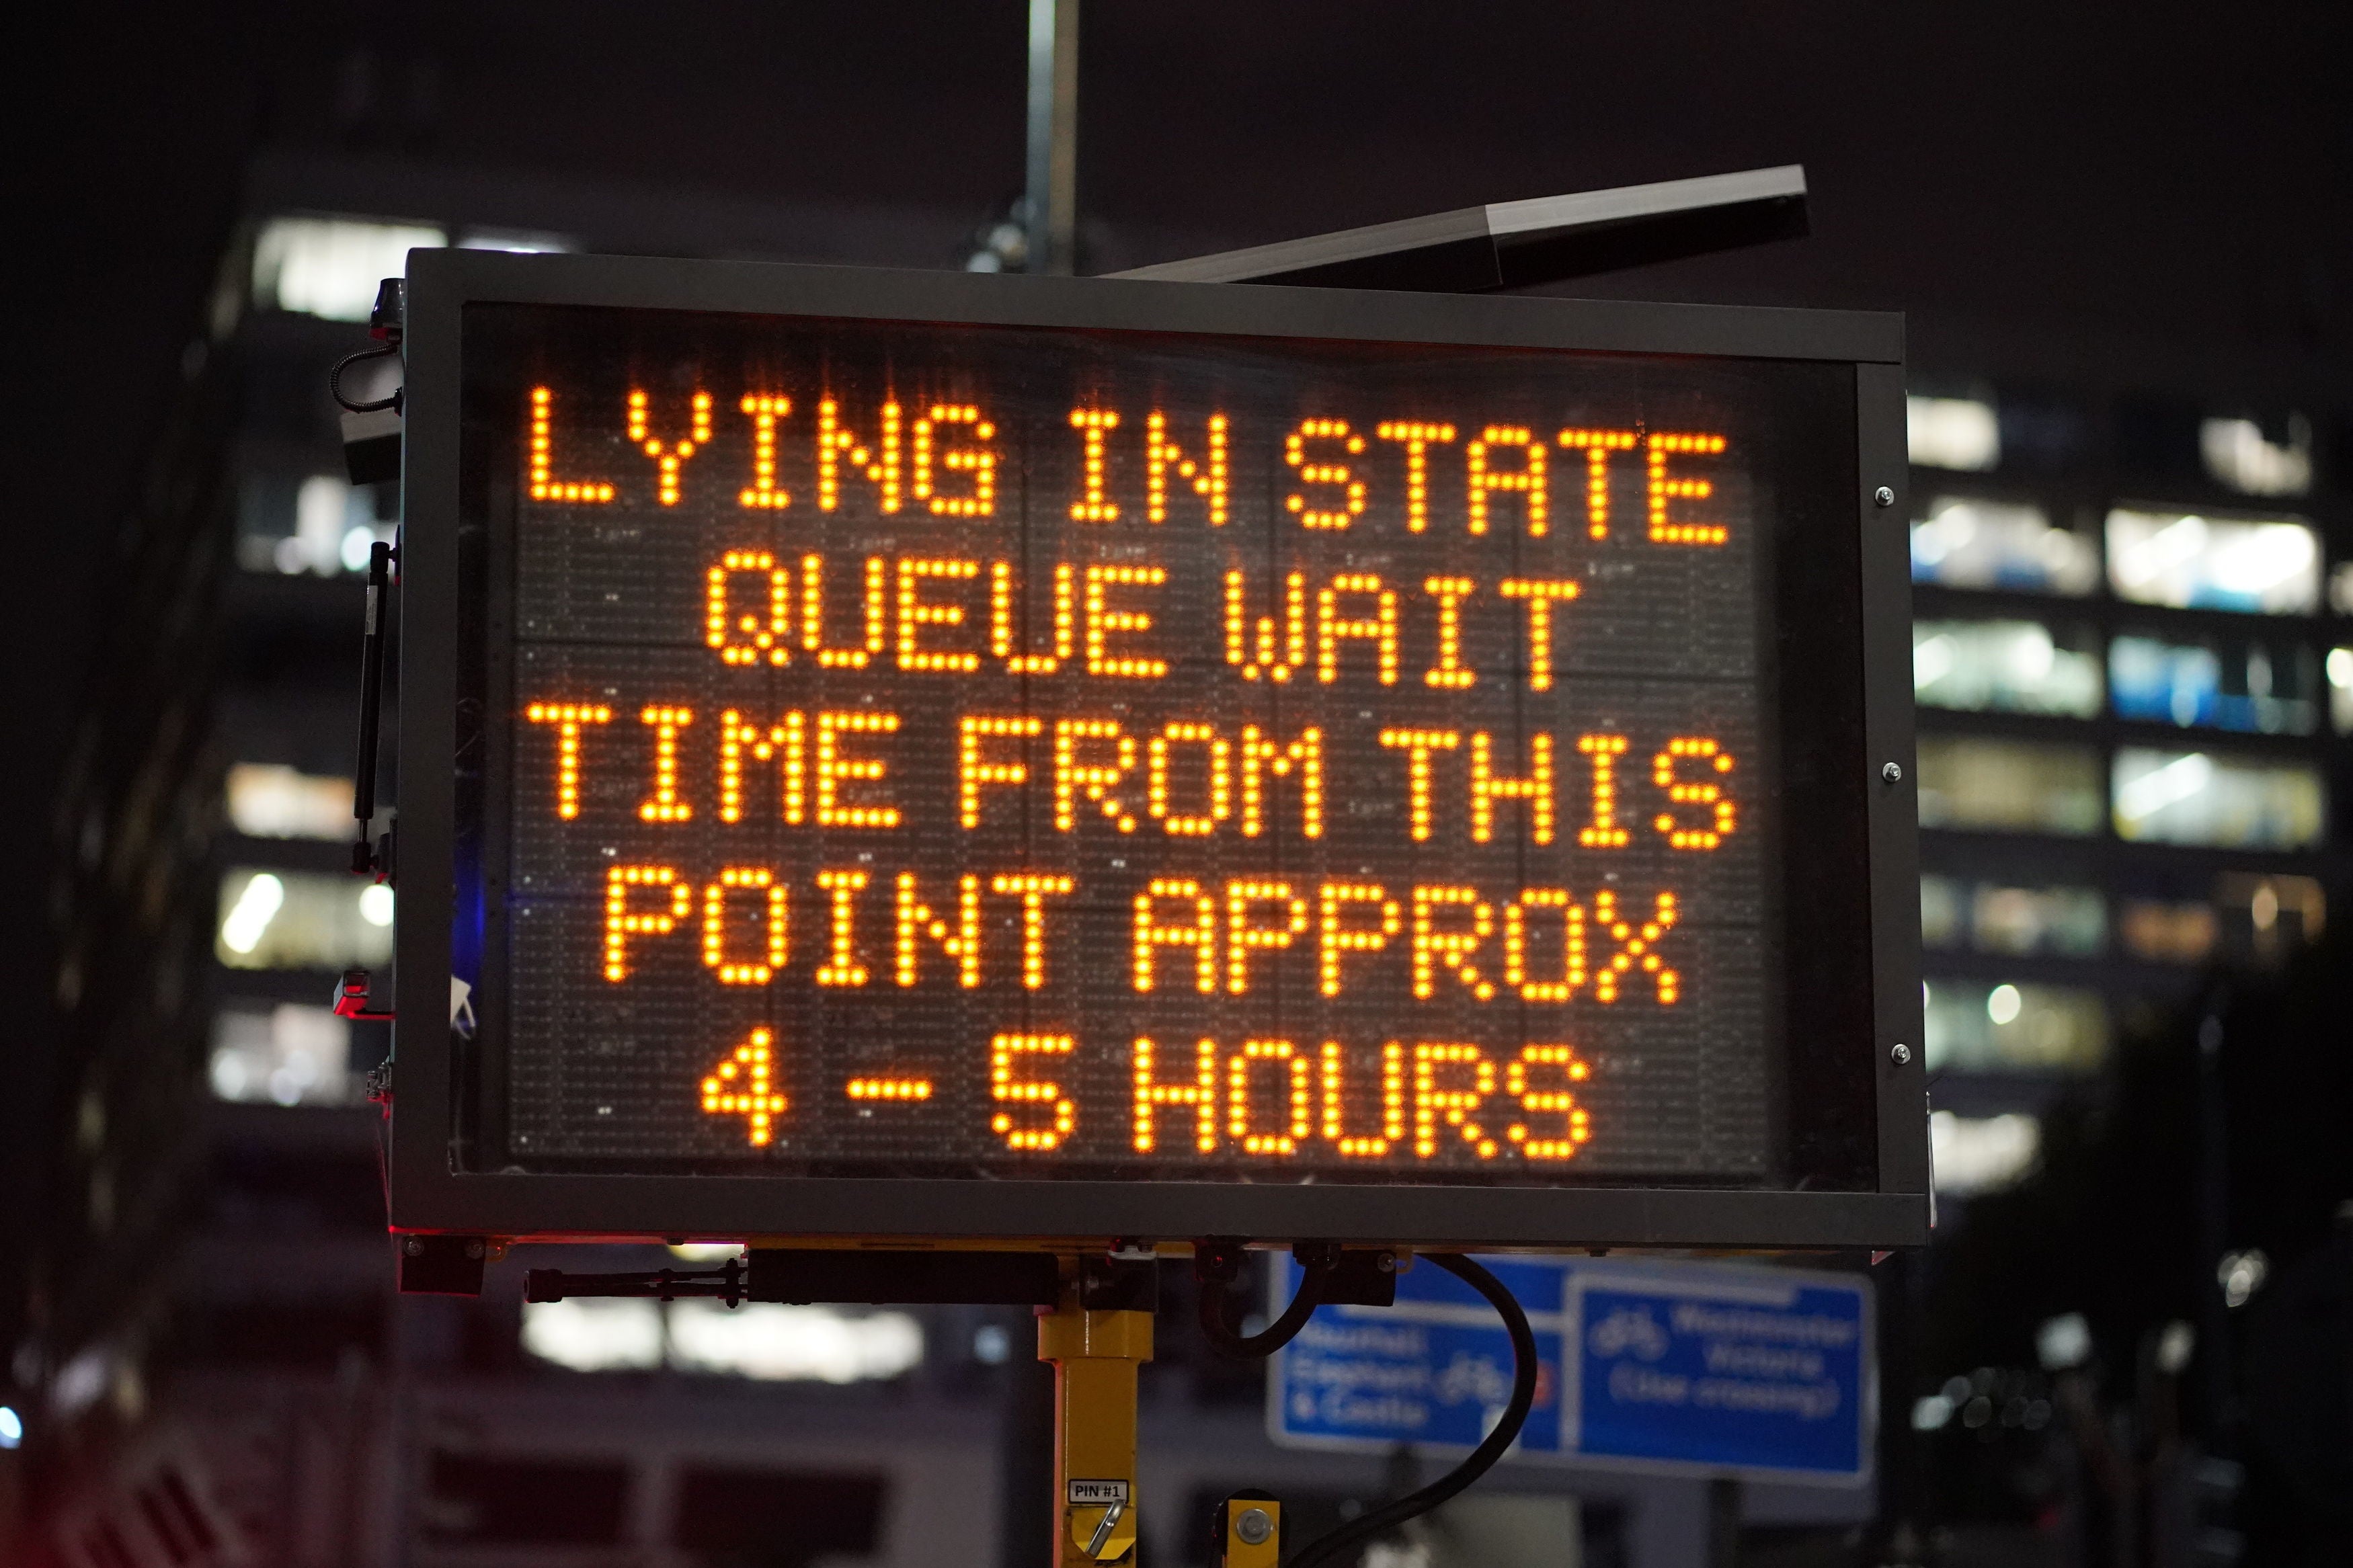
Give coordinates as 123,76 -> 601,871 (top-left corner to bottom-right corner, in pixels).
1111,165 -> 1808,292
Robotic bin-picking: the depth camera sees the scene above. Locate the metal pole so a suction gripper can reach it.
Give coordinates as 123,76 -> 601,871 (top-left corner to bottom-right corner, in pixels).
2195,999 -> 2232,1445
1706,1475 -> 1741,1568
997,1333 -> 1055,1568
1024,0 -> 1080,274
1872,1249 -> 1923,1562
1037,1276 -> 1152,1565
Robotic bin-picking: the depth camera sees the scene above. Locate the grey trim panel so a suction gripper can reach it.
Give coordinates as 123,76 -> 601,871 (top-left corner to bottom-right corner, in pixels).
394,1171 -> 1929,1250
1113,207 -> 1493,286
1115,167 -> 1809,290
405,248 -> 1903,365
1486,166 -> 1806,239
1857,361 -> 1931,1196
392,248 -> 461,1227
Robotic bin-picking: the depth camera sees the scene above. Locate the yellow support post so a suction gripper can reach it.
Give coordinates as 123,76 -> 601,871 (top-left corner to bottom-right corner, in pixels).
1037,1271 -> 1154,1565
1216,1493 -> 1283,1568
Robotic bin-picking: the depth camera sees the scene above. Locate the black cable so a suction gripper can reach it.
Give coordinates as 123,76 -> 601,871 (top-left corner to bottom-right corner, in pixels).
333,343 -> 402,413
524,1257 -> 745,1306
351,540 -> 394,876
1284,1253 -> 1538,1568
1199,1247 -> 1337,1356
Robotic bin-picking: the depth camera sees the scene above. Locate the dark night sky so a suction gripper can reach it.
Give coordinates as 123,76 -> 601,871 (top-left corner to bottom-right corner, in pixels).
8,0 -> 2346,1340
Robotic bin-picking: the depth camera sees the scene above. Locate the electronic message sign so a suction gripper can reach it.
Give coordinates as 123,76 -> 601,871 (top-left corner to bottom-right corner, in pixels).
388,251 -> 1927,1249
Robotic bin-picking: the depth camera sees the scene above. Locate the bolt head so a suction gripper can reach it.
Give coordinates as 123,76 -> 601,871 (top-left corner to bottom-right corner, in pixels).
465,1239 -> 486,1260
1890,1042 -> 1913,1067
1873,485 -> 1895,507
1375,1251 -> 1396,1273
403,1237 -> 424,1256
1236,1508 -> 1274,1546
1882,761 -> 1903,784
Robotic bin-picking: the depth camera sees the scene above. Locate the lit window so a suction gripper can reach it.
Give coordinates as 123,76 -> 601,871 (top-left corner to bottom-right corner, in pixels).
1913,620 -> 2102,716
2112,748 -> 2325,850
1923,979 -> 2107,1074
50,1352 -> 114,1419
216,868 -> 395,970
2328,647 -> 2353,735
2218,1250 -> 2269,1310
1916,737 -> 2105,836
521,1299 -> 923,1383
1930,1110 -> 2041,1196
2120,878 -> 2324,971
237,472 -> 394,576
2105,508 -> 2320,615
2199,416 -> 2312,499
1906,397 -> 2000,472
2109,635 -> 2317,735
1911,1394 -> 1955,1432
1923,876 -> 2105,956
251,216 -> 446,321
667,1302 -> 923,1383
2036,1314 -> 2092,1372
2118,900 -> 2218,965
210,1003 -> 354,1106
1970,884 -> 2105,958
456,229 -> 577,255
520,1298 -> 664,1372
227,764 -> 354,841
1919,875 -> 1964,949
1911,497 -> 2098,595
2215,872 -> 2325,964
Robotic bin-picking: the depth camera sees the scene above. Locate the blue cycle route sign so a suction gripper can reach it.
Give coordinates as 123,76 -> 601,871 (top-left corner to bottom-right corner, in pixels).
1269,1255 -> 1872,1483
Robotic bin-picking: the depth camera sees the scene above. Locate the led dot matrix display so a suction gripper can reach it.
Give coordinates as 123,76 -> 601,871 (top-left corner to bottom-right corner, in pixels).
448,284 -> 1889,1210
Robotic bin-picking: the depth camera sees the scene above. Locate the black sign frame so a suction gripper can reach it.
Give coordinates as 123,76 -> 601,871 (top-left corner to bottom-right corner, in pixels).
389,248 -> 1927,1250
